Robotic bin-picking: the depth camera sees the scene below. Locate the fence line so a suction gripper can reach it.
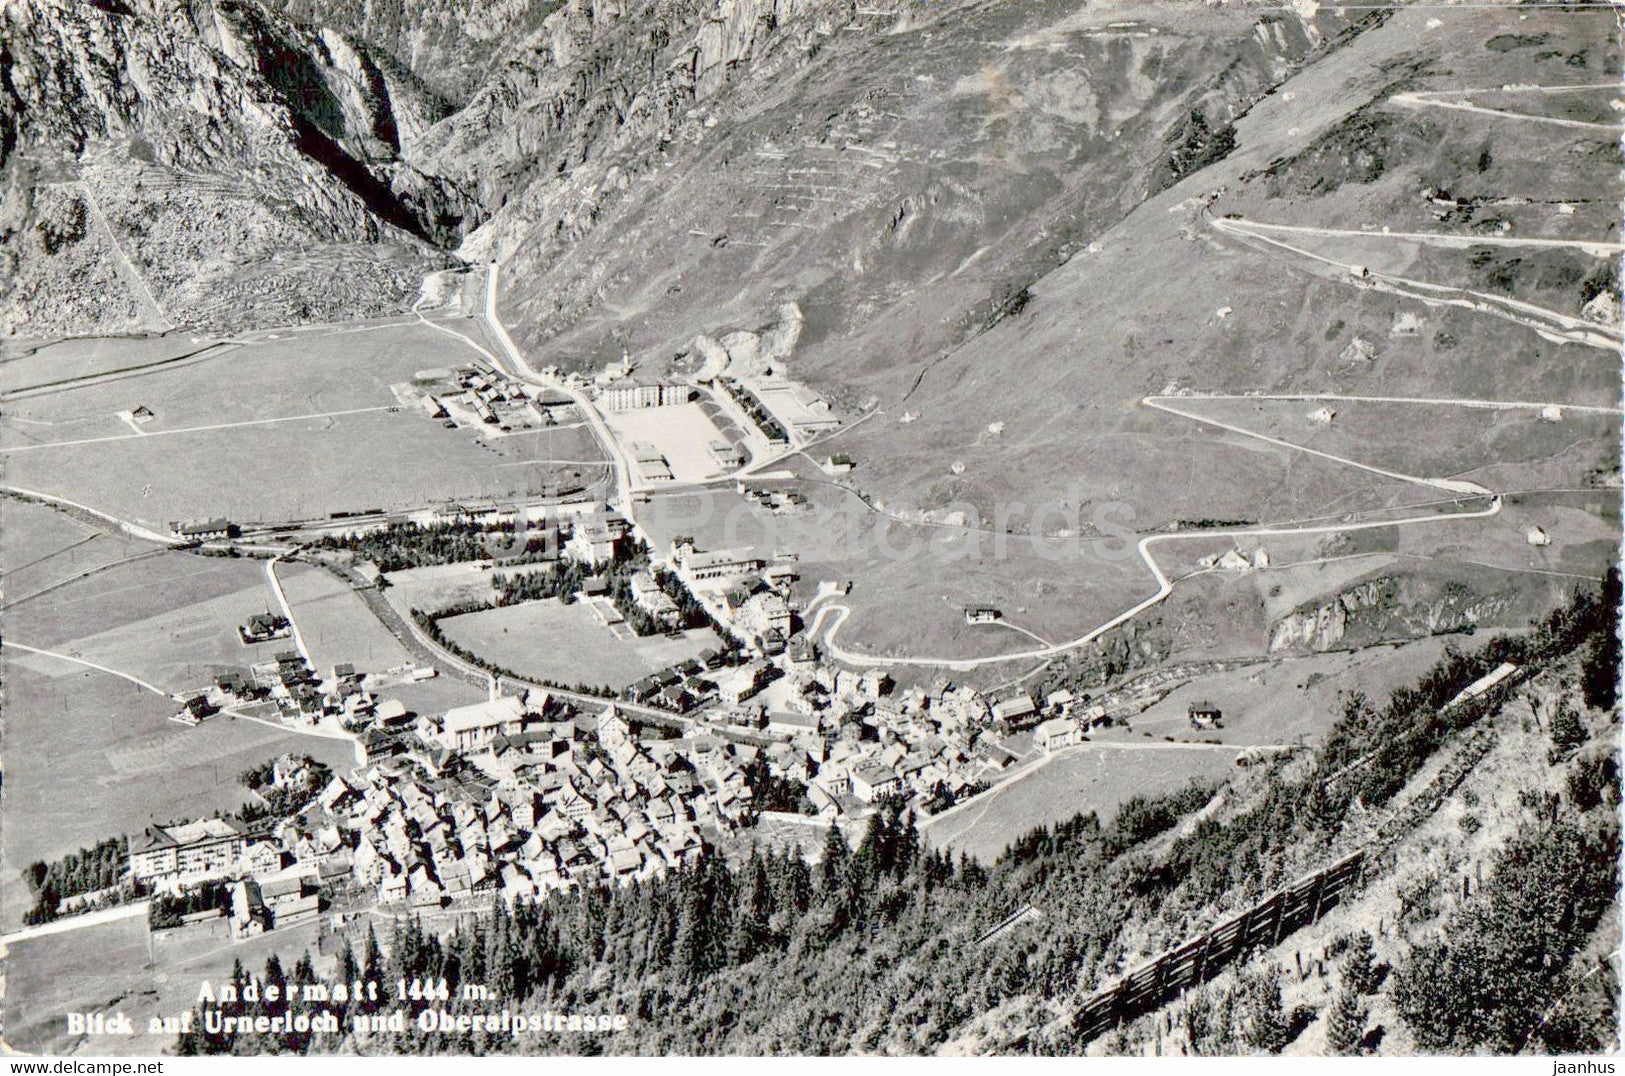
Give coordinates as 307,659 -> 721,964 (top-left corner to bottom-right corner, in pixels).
1037,850 -> 1366,1046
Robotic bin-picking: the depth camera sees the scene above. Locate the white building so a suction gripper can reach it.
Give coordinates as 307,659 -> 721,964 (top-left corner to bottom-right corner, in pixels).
599,381 -> 692,411
438,696 -> 531,753
1034,717 -> 1080,754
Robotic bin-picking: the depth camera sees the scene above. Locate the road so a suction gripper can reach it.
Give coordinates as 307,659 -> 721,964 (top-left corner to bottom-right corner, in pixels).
264,555 -> 314,666
1170,391 -> 1623,418
1,640 -> 176,698
1392,82 -> 1621,134
481,264 -> 633,512
1208,214 -> 1622,351
2,485 -> 178,545
1210,215 -> 1625,256
807,388 -> 1520,671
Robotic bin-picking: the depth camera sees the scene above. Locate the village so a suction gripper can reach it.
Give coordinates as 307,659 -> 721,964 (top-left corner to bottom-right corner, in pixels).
125,488 -> 1163,943
65,319 -> 1259,952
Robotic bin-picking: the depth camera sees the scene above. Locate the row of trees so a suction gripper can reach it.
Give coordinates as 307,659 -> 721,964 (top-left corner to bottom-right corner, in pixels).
309,520 -> 557,573
149,881 -> 233,930
21,836 -> 132,925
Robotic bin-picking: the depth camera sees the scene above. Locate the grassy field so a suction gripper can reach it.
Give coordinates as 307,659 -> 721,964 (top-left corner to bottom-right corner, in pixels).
1096,636 -> 1458,748
923,745 -> 1244,863
381,561 -> 500,615
1,497 -> 164,605
4,914 -> 156,1053
44,575 -> 291,693
0,323 -> 607,527
438,598 -> 715,690
5,544 -> 280,653
3,408 -> 601,528
277,562 -> 418,677
924,633 -> 1487,863
4,322 -> 474,442
0,496 -> 102,573
4,909 -> 331,1055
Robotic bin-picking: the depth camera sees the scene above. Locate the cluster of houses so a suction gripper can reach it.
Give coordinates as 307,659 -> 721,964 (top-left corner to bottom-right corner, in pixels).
410,365 -> 574,433
739,484 -> 809,515
136,617 -> 1144,937
683,659 -> 1113,819
667,539 -> 796,654
129,758 -> 344,939
205,644 -> 421,733
132,692 -> 773,929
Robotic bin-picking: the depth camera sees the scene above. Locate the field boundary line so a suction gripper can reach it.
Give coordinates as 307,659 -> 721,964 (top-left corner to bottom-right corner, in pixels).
1,639 -> 176,698
1,405 -> 399,453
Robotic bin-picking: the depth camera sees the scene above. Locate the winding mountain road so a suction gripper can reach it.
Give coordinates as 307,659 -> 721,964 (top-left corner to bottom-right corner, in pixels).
799,383 -> 1615,670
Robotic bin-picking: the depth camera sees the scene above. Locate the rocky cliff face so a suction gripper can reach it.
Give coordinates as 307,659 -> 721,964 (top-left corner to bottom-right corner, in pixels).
1269,576 -> 1518,654
264,0 -> 562,104
1,0 -> 1380,339
0,0 -> 470,334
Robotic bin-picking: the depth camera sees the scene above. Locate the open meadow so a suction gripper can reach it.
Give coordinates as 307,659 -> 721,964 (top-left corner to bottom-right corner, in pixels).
381,561 -> 500,615
1164,397 -> 1620,490
438,598 -> 716,690
0,322 -> 607,527
4,907 -> 331,1055
275,562 -> 419,677
1093,636 -> 1459,748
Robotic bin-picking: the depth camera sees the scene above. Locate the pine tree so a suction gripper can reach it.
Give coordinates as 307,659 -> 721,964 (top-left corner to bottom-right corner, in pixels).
361,925 -> 383,1015
1325,987 -> 1366,1055
1582,630 -> 1620,711
1343,931 -> 1380,995
819,823 -> 850,900
1550,699 -> 1588,757
1242,967 -> 1290,1053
